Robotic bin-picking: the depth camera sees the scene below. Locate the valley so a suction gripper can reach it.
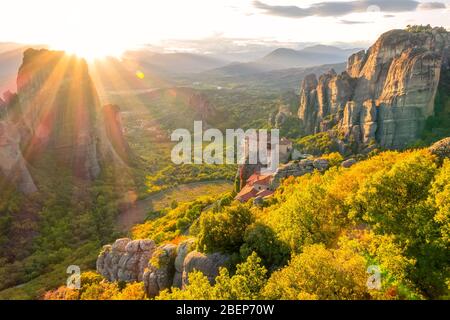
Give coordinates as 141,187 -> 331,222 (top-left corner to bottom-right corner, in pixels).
0,24 -> 449,301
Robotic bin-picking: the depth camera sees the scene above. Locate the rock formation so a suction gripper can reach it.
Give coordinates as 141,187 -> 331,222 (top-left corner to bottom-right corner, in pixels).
0,120 -> 37,194
96,238 -> 228,298
429,137 -> 450,159
16,49 -> 101,180
298,27 -> 450,150
173,239 -> 195,288
181,251 -> 229,288
96,238 -> 156,282
101,104 -> 131,164
0,48 -> 132,193
143,244 -> 177,298
271,158 -> 329,187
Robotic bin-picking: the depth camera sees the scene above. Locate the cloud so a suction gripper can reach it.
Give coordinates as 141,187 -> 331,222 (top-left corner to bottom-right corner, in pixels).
340,19 -> 373,24
418,2 -> 446,10
253,0 -> 446,18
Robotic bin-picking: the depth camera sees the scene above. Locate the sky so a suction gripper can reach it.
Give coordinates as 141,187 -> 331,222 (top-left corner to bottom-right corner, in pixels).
0,0 -> 449,58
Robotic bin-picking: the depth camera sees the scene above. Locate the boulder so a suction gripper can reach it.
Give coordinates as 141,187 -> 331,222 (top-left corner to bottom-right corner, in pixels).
143,244 -> 177,298
173,239 -> 195,288
96,238 -> 156,282
341,158 -> 357,168
313,158 -> 329,171
182,251 -> 229,288
429,137 -> 450,159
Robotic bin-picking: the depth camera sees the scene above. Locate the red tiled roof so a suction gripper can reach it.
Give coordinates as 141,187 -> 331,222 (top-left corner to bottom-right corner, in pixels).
246,173 -> 272,186
235,184 -> 258,202
256,189 -> 274,198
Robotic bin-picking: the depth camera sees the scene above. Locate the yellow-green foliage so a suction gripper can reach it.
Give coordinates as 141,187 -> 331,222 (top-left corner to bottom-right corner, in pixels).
131,196 -> 219,243
196,203 -> 254,253
146,164 -> 236,194
37,149 -> 450,300
44,271 -> 147,300
321,152 -> 344,167
256,149 -> 449,299
166,149 -> 448,300
295,132 -> 339,155
263,243 -> 369,300
429,159 -> 450,243
157,252 -> 267,300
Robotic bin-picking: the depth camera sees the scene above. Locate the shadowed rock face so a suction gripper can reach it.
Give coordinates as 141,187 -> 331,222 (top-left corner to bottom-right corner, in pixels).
0,48 -> 131,193
0,120 -> 37,194
182,251 -> 229,288
16,48 -> 100,180
101,104 -> 131,164
298,28 -> 450,150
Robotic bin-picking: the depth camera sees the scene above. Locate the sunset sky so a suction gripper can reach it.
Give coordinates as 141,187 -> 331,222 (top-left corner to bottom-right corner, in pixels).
0,0 -> 449,58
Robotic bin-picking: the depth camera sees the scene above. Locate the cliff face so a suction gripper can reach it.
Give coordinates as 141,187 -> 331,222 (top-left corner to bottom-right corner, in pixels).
0,120 -> 37,194
101,104 -> 131,164
97,238 -> 227,298
298,28 -> 450,150
0,49 -> 132,193
17,49 -> 100,180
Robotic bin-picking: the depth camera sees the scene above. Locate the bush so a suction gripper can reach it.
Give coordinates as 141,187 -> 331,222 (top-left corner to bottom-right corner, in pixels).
197,204 -> 254,253
240,223 -> 290,270
263,244 -> 370,300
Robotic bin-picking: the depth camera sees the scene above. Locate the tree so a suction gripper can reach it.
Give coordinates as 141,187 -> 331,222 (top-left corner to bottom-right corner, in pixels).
263,244 -> 370,300
240,223 -> 290,270
197,204 -> 254,253
350,151 -> 449,298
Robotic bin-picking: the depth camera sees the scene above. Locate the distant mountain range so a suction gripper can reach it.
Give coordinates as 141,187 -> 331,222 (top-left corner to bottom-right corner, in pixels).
204,45 -> 362,77
0,43 -> 362,93
121,50 -> 229,75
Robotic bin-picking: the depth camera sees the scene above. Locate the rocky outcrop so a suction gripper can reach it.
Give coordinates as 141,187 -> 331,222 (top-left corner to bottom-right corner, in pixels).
0,120 -> 37,194
96,238 -> 227,298
96,238 -> 156,282
143,244 -> 177,298
173,239 -> 195,288
429,137 -> 450,159
16,49 -> 101,180
298,28 -> 450,150
0,49 -> 132,193
271,158 -> 329,187
101,104 -> 131,164
341,158 -> 357,168
182,251 -> 229,288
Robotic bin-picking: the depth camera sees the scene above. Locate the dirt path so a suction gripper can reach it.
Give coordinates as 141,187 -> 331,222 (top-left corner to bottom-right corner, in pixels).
117,180 -> 233,232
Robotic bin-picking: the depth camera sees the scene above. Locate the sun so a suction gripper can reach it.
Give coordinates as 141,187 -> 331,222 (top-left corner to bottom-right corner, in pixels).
50,38 -> 126,61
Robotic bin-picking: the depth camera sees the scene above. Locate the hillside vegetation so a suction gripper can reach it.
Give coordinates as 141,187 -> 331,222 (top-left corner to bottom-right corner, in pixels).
46,148 -> 450,300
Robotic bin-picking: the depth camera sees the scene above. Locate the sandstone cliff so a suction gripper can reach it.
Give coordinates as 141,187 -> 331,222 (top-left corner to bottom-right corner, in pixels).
100,104 -> 131,164
17,49 -> 101,180
96,238 -> 228,298
0,120 -> 37,194
298,27 -> 450,150
0,49 -> 132,193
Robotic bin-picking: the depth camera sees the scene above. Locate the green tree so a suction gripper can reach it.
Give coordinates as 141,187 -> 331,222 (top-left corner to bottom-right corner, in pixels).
197,204 -> 254,253
240,223 -> 290,270
263,244 -> 370,300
